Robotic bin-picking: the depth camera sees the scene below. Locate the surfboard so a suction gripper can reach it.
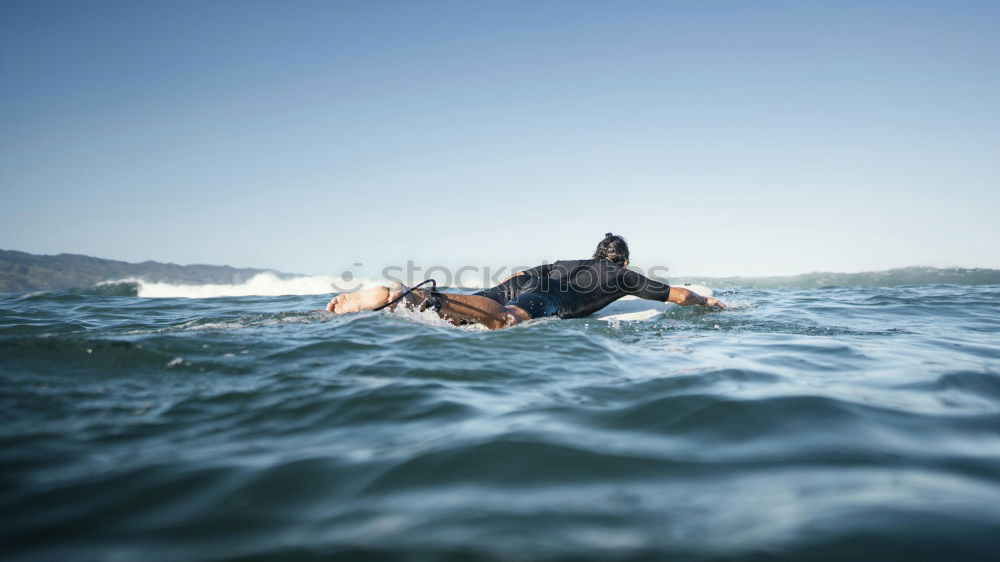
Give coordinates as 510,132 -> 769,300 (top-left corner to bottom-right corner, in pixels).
592,284 -> 714,322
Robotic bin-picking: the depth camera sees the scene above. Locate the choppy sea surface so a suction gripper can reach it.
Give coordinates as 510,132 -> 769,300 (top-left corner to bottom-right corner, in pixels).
2,284 -> 999,561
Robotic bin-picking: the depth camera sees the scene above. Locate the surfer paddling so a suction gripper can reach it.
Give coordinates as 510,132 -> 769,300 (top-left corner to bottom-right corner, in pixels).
326,233 -> 725,330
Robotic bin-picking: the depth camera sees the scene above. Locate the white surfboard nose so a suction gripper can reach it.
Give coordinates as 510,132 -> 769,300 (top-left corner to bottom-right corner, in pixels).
682,284 -> 713,297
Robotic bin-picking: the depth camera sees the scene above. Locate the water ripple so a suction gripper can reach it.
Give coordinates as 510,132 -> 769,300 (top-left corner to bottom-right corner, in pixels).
2,286 -> 1000,560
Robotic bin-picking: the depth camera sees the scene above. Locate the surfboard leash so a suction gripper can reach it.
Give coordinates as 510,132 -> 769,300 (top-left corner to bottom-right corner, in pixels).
373,278 -> 501,321
372,279 -> 441,312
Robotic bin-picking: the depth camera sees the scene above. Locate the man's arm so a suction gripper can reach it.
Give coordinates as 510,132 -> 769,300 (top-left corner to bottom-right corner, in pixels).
667,286 -> 726,309
619,268 -> 726,309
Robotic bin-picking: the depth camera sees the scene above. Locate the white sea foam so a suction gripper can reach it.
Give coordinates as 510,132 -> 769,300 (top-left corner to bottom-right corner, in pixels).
109,273 -> 387,298
386,305 -> 490,331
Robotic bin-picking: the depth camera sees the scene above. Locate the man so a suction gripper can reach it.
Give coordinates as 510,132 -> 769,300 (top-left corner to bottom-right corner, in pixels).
327,233 -> 725,330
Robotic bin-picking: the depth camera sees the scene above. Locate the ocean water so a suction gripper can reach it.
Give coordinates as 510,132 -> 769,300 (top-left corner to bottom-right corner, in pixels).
2,283 -> 999,561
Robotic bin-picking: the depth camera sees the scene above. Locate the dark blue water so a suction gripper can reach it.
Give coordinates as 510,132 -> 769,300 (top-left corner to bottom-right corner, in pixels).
3,285 -> 1000,561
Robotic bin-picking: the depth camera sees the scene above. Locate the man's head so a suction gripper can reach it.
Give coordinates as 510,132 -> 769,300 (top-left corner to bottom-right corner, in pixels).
593,232 -> 630,267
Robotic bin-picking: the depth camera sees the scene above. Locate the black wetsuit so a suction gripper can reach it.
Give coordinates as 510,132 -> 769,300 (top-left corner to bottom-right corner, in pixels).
475,259 -> 671,319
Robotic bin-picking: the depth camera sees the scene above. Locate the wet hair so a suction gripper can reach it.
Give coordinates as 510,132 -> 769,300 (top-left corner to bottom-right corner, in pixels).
593,232 -> 630,266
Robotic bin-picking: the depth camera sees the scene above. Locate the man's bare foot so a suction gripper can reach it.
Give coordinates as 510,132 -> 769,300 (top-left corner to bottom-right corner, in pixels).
385,283 -> 407,311
326,286 -> 392,314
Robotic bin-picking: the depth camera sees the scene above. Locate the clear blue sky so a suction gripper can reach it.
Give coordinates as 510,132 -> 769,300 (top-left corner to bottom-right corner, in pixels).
2,0 -> 998,277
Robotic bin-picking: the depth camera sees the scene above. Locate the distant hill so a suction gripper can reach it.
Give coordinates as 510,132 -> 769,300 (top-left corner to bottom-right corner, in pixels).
674,266 -> 1000,289
0,250 -> 290,293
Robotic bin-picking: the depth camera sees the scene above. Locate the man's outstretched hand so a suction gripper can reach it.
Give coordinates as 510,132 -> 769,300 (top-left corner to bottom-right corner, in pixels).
668,287 -> 726,309
705,297 -> 726,309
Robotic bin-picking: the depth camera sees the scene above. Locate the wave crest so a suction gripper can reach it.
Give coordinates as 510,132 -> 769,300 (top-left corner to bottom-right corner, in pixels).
100,273 -> 385,298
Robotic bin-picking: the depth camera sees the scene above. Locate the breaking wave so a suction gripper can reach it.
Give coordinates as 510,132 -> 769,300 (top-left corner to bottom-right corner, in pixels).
97,273 -> 386,298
